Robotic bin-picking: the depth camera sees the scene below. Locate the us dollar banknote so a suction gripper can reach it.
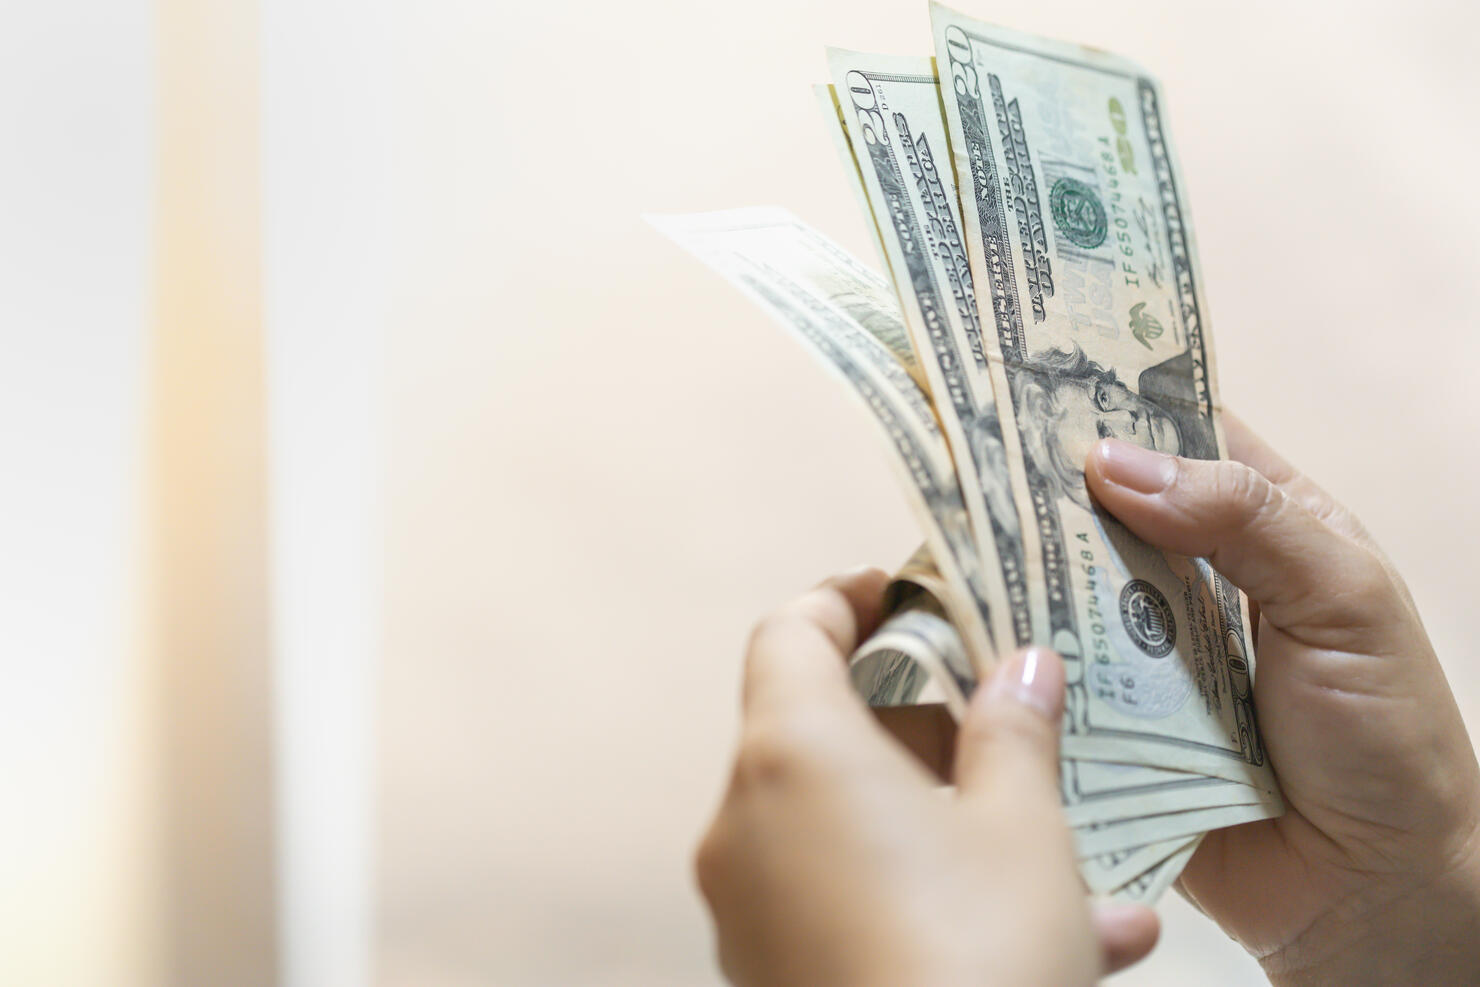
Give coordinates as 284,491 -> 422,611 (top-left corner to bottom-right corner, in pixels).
649,208 -> 996,665
931,3 -> 1277,789
857,549 -> 1276,826
653,203 -> 1276,894
820,48 -> 1276,829
814,84 -> 898,322
652,205 -> 1269,833
825,50 -> 1033,655
652,8 -> 1289,903
1104,835 -> 1201,903
850,605 -> 972,715
1081,835 -> 1195,895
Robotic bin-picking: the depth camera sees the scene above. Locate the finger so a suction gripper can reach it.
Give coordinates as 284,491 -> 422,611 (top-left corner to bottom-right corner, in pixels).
1084,439 -> 1401,642
1093,902 -> 1161,974
954,647 -> 1064,810
1223,412 -> 1378,550
742,567 -> 890,721
1173,874 -> 1211,919
813,564 -> 892,646
1227,412 -> 1419,616
872,703 -> 957,781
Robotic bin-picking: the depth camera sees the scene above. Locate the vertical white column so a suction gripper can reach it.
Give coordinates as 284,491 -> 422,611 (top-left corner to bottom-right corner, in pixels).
262,1 -> 390,984
0,5 -> 155,983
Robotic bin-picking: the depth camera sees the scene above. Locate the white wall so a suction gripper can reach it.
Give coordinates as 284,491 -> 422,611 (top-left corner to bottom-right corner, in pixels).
0,3 -> 156,983
263,0 -> 390,984
377,2 -> 1480,986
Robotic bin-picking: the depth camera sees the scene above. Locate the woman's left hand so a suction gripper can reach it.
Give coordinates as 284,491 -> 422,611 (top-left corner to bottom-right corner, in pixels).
695,567 -> 1159,987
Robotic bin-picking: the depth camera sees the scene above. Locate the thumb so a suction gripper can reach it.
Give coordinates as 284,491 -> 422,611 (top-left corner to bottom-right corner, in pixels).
954,648 -> 1064,810
1085,439 -> 1402,644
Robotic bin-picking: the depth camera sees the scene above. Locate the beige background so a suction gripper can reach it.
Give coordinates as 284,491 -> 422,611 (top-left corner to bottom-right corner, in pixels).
5,1 -> 1478,985
378,1 -> 1480,985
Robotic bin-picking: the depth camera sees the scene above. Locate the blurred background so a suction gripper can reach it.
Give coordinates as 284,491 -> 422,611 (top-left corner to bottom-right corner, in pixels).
4,0 -> 1478,984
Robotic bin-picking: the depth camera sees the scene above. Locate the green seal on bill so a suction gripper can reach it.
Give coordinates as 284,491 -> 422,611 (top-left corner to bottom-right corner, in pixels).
1049,177 -> 1108,249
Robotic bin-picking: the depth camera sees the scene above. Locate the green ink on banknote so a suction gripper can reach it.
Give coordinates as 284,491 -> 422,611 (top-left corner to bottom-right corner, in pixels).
1049,177 -> 1108,249
1108,98 -> 1137,174
1129,301 -> 1163,349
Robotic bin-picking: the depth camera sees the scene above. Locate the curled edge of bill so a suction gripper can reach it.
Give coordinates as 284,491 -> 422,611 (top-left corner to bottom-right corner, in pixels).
1107,835 -> 1202,904
1082,835 -> 1194,896
851,606 -> 971,719
647,206 -> 996,674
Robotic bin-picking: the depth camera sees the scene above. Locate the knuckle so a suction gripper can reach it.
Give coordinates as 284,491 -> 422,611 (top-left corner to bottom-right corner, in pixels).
693,824 -> 728,902
955,705 -> 995,752
743,613 -> 810,682
800,584 -> 852,623
745,612 -> 794,656
746,609 -> 826,663
1347,550 -> 1392,597
735,711 -> 848,789
993,704 -> 1056,752
734,720 -> 810,788
751,591 -> 858,659
782,587 -> 855,651
961,701 -> 1054,758
1209,459 -> 1278,524
1340,548 -> 1404,615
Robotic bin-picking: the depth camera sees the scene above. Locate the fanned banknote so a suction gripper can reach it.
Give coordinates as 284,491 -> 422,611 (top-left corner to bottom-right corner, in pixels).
819,52 -> 1276,839
826,50 -> 1033,654
652,3 -> 1284,905
929,3 -> 1276,790
650,208 -> 995,667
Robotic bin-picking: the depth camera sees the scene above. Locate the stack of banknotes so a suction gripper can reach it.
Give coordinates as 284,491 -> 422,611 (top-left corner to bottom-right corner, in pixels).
653,3 -> 1282,903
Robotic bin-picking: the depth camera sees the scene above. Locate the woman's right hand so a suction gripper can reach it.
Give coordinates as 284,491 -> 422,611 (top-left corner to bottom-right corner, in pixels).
1084,415 -> 1480,985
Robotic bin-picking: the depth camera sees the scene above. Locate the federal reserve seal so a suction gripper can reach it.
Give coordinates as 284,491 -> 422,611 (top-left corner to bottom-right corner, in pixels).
1119,579 -> 1175,658
1049,177 -> 1108,249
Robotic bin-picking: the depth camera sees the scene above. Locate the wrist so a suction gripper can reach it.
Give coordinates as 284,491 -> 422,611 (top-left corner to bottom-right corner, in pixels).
1261,836 -> 1480,986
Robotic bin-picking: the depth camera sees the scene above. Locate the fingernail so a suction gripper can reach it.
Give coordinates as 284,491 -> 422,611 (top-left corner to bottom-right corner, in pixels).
1095,439 -> 1177,494
983,647 -> 1060,720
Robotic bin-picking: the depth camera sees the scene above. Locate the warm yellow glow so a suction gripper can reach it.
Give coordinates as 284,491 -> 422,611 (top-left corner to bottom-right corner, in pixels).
146,0 -> 276,982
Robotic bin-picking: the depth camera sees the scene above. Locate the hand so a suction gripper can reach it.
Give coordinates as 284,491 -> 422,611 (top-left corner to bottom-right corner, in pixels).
1085,415 -> 1480,985
695,568 -> 1159,987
